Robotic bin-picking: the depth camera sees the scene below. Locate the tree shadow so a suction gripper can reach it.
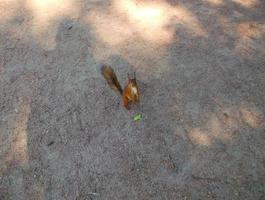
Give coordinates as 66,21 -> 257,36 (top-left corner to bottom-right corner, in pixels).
0,0 -> 265,200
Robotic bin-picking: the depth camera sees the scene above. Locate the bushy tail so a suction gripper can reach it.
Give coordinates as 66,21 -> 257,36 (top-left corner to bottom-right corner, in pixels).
101,65 -> 123,95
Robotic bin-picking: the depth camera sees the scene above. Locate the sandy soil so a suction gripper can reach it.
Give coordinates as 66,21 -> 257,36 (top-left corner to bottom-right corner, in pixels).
0,0 -> 265,199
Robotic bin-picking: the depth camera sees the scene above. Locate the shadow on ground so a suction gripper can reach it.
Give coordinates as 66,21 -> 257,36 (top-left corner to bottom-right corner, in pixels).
0,0 -> 265,199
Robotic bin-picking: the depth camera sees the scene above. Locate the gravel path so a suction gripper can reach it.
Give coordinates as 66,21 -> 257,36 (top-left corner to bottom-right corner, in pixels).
0,0 -> 265,199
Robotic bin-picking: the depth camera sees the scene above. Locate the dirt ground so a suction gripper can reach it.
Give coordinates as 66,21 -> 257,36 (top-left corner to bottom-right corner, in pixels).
0,0 -> 265,199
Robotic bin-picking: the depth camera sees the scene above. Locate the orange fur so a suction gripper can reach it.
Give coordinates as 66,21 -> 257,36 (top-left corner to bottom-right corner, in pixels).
101,66 -> 140,110
123,80 -> 140,110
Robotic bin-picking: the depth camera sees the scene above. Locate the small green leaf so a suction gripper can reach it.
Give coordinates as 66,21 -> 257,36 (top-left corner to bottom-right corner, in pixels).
133,114 -> 142,121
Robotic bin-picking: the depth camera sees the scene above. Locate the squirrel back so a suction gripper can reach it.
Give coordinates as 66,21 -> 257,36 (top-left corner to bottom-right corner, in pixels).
101,65 -> 123,95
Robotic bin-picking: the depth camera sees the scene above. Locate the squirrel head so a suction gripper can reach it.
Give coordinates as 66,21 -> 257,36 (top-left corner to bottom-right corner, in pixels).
127,72 -> 140,102
127,72 -> 138,86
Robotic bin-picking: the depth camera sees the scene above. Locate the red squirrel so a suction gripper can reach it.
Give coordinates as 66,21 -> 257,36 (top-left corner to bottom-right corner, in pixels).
101,65 -> 140,110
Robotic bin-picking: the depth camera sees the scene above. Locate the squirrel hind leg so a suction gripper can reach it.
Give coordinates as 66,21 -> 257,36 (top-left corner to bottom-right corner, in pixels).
123,97 -> 130,110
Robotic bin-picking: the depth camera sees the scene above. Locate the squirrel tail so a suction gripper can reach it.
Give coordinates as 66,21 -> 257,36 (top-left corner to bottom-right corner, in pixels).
101,65 -> 123,95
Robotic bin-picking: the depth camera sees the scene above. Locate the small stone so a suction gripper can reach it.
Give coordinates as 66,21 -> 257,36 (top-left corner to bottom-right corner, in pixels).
215,140 -> 226,151
47,141 -> 54,146
223,112 -> 229,118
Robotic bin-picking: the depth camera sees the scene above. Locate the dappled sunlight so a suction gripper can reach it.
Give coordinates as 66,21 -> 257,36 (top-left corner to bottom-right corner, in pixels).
218,15 -> 265,57
232,0 -> 261,8
117,0 -> 164,25
240,107 -> 264,128
185,103 -> 264,147
0,0 -> 80,49
219,108 -> 240,131
217,105 -> 264,130
27,0 -> 79,22
0,0 -> 20,23
26,0 -> 80,49
235,21 -> 265,57
86,0 -> 174,46
85,0 -> 208,75
2,95 -> 32,172
171,4 -> 208,37
237,22 -> 265,39
205,0 -> 224,6
187,113 -> 234,147
113,0 -> 173,43
86,11 -> 133,46
114,0 -> 208,40
206,113 -> 232,141
189,128 -> 211,146
87,0 -> 207,48
0,1 -> 264,198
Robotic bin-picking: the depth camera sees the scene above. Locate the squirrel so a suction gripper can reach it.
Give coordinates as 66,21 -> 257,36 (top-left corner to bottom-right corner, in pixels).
101,65 -> 140,110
